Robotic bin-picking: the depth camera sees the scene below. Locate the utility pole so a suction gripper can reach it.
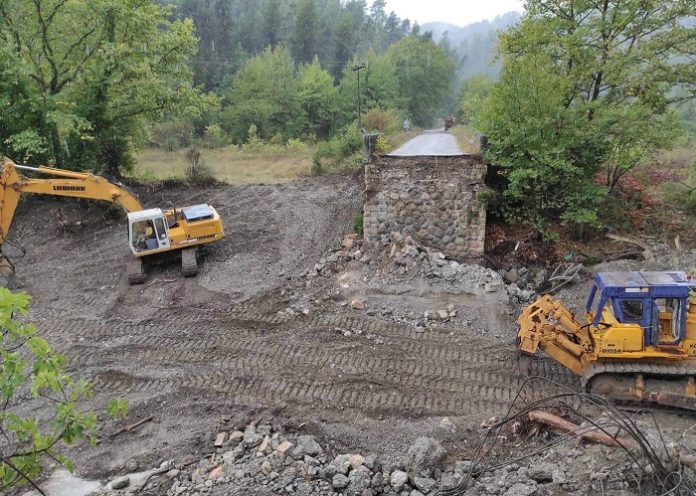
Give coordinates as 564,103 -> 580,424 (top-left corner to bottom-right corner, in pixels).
352,62 -> 366,131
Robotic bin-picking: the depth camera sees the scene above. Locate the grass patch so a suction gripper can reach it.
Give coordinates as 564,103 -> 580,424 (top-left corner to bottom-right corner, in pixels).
449,125 -> 480,154
134,146 -> 313,184
383,129 -> 422,152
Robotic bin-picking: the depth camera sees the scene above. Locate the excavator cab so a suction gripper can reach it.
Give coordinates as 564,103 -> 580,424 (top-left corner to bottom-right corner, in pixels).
128,209 -> 171,254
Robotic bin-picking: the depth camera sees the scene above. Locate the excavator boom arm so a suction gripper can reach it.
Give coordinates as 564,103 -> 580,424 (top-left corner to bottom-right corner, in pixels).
0,159 -> 143,245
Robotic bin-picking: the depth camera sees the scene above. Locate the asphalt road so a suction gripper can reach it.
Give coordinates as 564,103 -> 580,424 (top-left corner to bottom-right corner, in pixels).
389,129 -> 464,156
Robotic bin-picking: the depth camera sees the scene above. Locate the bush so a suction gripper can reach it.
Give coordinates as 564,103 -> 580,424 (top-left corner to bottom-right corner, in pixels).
353,214 -> 364,236
270,132 -> 284,146
375,135 -> 390,154
287,138 -> 309,153
315,123 -> 362,160
311,156 -> 323,176
363,108 -> 401,133
185,147 -> 215,184
685,160 -> 696,214
150,119 -> 194,151
0,290 -> 127,491
202,124 -> 227,149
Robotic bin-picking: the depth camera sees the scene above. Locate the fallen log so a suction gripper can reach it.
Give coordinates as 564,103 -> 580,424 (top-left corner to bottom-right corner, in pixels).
605,233 -> 654,262
109,415 -> 154,438
527,410 -> 638,450
681,455 -> 696,469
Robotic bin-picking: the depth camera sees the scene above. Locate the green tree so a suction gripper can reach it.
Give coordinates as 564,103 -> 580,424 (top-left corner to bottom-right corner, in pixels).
0,0 -> 213,175
262,0 -> 283,49
338,52 -> 405,124
292,0 -> 318,64
296,58 -> 339,138
457,76 -> 495,125
480,0 -> 694,231
221,46 -> 300,141
0,289 -> 127,491
386,35 -> 456,126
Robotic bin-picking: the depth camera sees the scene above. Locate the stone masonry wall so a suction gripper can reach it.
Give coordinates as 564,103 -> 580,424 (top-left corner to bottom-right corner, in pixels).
363,155 -> 487,260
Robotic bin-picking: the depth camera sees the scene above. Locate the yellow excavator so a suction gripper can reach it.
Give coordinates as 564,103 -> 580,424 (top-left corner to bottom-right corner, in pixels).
518,271 -> 696,411
0,158 -> 224,284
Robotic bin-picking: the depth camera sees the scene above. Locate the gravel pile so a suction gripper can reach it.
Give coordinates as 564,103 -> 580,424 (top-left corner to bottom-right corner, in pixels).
94,419 -> 695,496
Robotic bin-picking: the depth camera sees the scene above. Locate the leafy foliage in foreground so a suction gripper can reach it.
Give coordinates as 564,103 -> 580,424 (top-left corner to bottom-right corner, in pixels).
0,289 -> 126,491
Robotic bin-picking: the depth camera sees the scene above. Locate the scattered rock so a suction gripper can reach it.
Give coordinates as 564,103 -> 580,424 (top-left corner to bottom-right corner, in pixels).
229,430 -> 244,444
111,476 -> 130,490
351,298 -> 366,310
291,435 -> 323,459
342,236 -> 356,250
276,441 -> 294,459
503,483 -> 537,496
333,454 -> 352,475
333,474 -> 350,489
402,437 -> 446,476
485,281 -> 502,293
412,476 -> 437,493
258,435 -> 272,454
349,454 -> 366,469
390,470 -> 409,491
208,465 -> 226,480
347,466 -> 371,495
243,424 -> 262,447
529,465 -> 553,483
552,468 -> 568,484
214,432 -> 227,448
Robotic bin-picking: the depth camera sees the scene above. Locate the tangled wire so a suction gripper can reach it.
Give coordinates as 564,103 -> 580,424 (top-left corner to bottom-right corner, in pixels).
435,376 -> 696,496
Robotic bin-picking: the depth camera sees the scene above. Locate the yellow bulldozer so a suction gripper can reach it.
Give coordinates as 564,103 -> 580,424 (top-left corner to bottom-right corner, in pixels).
518,271 -> 696,411
0,158 -> 224,284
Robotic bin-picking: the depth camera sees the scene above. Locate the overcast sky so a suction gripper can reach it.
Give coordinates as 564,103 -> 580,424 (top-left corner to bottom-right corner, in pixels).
380,0 -> 525,27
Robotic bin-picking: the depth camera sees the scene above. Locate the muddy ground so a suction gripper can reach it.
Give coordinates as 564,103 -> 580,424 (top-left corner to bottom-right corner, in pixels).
7,174 -> 696,494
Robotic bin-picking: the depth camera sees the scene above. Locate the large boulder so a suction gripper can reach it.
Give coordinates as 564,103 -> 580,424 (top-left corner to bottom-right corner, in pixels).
401,437 -> 446,476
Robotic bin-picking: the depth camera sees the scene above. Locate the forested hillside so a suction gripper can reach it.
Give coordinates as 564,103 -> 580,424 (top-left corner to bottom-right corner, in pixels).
424,12 -> 521,80
166,0 -> 413,90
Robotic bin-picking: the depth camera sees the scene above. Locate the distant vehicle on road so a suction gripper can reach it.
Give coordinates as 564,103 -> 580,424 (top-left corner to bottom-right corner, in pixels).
444,115 -> 456,131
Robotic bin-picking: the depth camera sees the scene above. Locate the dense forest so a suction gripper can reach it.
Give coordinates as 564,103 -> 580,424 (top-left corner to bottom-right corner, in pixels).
0,0 -> 458,174
168,0 -> 414,90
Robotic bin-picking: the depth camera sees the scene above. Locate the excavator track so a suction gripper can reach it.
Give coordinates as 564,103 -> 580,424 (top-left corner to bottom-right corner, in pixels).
126,259 -> 146,285
181,247 -> 198,277
582,361 -> 696,412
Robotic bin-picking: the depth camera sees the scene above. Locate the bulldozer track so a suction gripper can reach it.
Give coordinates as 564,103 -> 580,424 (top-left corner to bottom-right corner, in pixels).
582,361 -> 696,390
91,369 -> 518,416
39,298 -> 580,422
43,304 -> 544,418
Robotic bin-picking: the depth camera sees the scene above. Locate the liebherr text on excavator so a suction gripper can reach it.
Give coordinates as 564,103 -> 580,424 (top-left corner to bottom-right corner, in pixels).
0,158 -> 224,284
518,271 -> 696,411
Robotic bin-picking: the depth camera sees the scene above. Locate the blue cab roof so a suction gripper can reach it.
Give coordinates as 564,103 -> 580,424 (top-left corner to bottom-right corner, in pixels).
595,271 -> 695,298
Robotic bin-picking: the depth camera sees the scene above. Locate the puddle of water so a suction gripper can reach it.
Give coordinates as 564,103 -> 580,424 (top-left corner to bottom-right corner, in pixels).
20,469 -> 102,496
